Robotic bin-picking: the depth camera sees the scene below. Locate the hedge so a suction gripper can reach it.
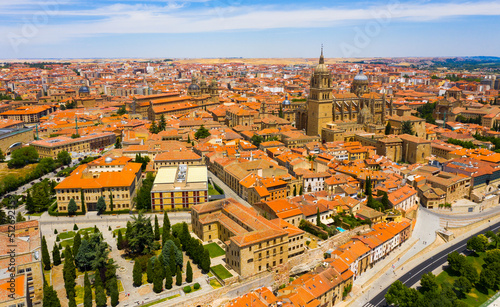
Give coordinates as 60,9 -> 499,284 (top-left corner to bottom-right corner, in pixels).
48,202 -> 85,217
299,220 -> 328,240
101,210 -> 132,215
183,286 -> 191,293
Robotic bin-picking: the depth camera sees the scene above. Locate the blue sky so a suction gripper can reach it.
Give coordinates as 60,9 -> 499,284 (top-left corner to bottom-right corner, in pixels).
1,0 -> 500,59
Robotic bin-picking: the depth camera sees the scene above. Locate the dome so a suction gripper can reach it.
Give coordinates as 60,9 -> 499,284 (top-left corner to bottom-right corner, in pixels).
282,95 -> 291,106
79,86 -> 90,93
188,84 -> 200,91
314,63 -> 328,73
105,156 -> 113,163
354,69 -> 368,81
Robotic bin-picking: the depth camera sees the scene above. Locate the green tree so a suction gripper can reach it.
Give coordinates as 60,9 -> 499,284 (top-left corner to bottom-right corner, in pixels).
176,266 -> 182,286
447,251 -> 466,273
154,215 -> 160,241
84,272 -> 92,307
149,120 -> 159,134
16,211 -> 25,222
420,272 -> 438,293
68,198 -> 78,215
299,186 -> 303,195
316,207 -> 321,226
43,285 -> 62,307
117,105 -> 127,115
95,281 -> 107,307
485,231 -> 500,248
385,121 -> 392,135
96,196 -> 106,214
73,232 -> 82,257
81,189 -> 86,214
159,115 -> 166,131
194,125 -> 210,139
0,148 -> 4,162
52,242 -> 61,266
109,278 -> 119,307
57,151 -> 72,165
128,212 -> 154,255
114,138 -> 122,149
8,146 -> 38,168
63,246 -> 76,298
401,121 -> 414,135
381,191 -> 390,209
41,236 -> 51,270
385,281 -> 409,307
293,185 -> 297,196
109,193 -> 114,212
75,239 -> 94,271
147,257 -> 155,283
460,262 -> 479,284
153,257 -> 163,293
117,230 -> 124,250
68,294 -> 77,307
480,268 -> 497,289
186,261 -> 193,283
454,276 -> 472,297
133,260 -> 142,287
467,235 -> 488,253
164,265 -> 173,289
162,212 -> 171,247
201,249 -> 211,273
25,190 -> 34,213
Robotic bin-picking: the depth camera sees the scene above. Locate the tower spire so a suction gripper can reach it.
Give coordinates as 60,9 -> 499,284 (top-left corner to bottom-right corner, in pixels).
319,44 -> 324,64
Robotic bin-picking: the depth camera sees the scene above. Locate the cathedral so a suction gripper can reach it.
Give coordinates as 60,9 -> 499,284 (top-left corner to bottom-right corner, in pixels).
296,49 -> 394,142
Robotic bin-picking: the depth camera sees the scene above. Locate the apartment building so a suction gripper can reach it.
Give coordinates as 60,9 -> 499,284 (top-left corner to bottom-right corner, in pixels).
55,156 -> 142,212
0,105 -> 57,123
191,198 -> 305,277
0,221 -> 43,307
151,165 -> 208,211
153,150 -> 203,170
31,132 -> 116,158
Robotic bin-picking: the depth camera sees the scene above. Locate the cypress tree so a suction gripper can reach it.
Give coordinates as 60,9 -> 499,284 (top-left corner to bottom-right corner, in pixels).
26,190 -> 34,213
154,215 -> 160,241
385,121 -> 392,135
157,254 -> 166,280
73,232 -> 82,258
164,266 -> 172,289
52,242 -> 61,266
133,260 -> 142,287
109,278 -> 119,307
68,294 -> 77,307
153,257 -> 163,293
84,272 -> 92,307
162,212 -> 171,247
81,189 -> 86,214
95,284 -> 107,307
201,249 -> 211,273
117,230 -> 123,250
175,266 -> 182,286
41,236 -> 51,270
63,247 -> 76,298
43,285 -> 61,307
169,248 -> 176,276
186,261 -> 193,283
147,257 -> 155,283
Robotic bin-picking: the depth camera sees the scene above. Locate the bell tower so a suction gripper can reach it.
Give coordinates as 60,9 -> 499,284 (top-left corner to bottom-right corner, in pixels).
307,47 -> 333,136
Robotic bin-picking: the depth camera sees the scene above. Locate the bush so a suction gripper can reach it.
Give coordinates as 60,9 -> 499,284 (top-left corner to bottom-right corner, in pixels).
183,286 -> 192,293
193,283 -> 200,290
299,220 -> 328,240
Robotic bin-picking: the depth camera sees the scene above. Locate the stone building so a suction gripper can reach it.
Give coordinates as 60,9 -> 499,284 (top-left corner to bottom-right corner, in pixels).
191,198 -> 305,278
296,49 -> 394,142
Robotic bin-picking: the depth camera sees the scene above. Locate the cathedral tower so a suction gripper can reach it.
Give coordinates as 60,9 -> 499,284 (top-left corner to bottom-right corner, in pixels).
306,48 -> 333,136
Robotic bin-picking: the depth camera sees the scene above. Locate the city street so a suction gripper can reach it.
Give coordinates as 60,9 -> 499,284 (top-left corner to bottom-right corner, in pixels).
358,219 -> 500,307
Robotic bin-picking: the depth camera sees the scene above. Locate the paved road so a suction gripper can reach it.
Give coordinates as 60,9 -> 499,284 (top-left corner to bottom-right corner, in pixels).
362,221 -> 500,307
207,170 -> 251,207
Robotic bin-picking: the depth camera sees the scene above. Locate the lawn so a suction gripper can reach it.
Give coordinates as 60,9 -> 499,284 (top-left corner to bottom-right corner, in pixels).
204,243 -> 225,258
211,264 -> 233,280
112,228 -> 126,236
210,279 -> 222,289
60,238 -> 74,249
58,231 -> 76,240
78,227 -> 95,235
141,294 -> 180,307
208,183 -> 221,196
435,253 -> 493,306
27,212 -> 44,217
117,280 -> 124,292
0,162 -> 38,182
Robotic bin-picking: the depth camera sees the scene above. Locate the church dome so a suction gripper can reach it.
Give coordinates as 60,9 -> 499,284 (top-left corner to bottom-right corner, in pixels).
314,64 -> 328,73
282,95 -> 291,106
354,69 -> 368,81
79,86 -> 90,93
188,83 -> 200,91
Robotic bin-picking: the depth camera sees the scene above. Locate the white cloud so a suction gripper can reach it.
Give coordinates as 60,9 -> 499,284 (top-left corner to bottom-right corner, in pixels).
1,1 -> 500,45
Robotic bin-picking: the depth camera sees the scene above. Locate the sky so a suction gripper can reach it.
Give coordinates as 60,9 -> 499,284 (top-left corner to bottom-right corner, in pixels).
1,0 -> 500,59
